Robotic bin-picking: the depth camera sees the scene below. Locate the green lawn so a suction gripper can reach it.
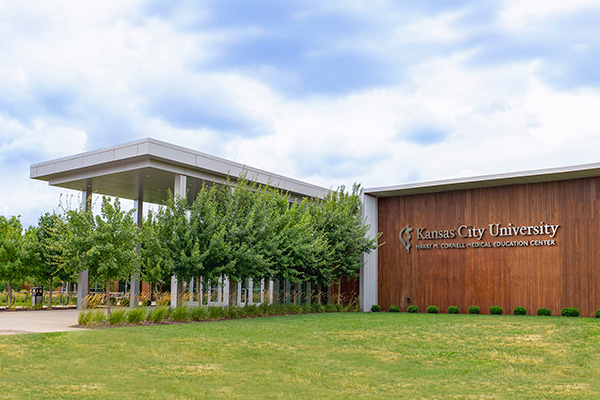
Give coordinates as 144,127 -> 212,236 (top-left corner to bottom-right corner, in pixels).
0,313 -> 599,399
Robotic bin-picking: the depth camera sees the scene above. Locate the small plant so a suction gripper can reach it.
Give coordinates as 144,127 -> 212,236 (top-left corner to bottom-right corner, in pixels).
537,307 -> 552,316
371,304 -> 381,312
150,306 -> 169,323
108,309 -> 126,325
596,310 -> 600,318
172,306 -> 190,322
427,305 -> 439,314
489,306 -> 503,315
208,306 -> 225,320
389,304 -> 400,312
561,307 -> 580,317
127,307 -> 146,324
513,306 -> 527,315
91,310 -> 106,325
311,304 -> 325,313
78,311 -> 92,326
189,306 -> 206,321
407,305 -> 418,313
468,305 -> 480,315
447,306 -> 459,314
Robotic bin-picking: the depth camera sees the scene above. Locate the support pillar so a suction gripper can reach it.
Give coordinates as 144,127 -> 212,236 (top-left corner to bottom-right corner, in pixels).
130,197 -> 143,307
77,186 -> 92,310
360,194 -> 379,312
170,174 -> 187,308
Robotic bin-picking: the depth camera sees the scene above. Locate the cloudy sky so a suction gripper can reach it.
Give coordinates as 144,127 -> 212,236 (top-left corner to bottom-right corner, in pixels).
2,0 -> 600,226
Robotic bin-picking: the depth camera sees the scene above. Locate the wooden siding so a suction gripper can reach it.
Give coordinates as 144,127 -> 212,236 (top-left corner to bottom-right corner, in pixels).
377,177 -> 600,316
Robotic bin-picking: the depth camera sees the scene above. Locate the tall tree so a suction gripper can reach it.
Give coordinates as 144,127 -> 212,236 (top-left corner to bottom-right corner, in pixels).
139,211 -> 172,296
0,216 -> 29,307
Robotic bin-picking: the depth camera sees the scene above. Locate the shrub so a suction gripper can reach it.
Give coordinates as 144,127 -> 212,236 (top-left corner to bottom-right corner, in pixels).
489,306 -> 503,315
371,304 -> 381,312
127,307 -> 146,324
311,304 -> 325,313
389,304 -> 400,313
513,306 -> 527,315
427,305 -> 439,314
150,306 -> 169,323
78,311 -> 92,326
108,309 -> 126,325
468,305 -> 480,315
208,306 -> 225,320
596,310 -> 600,319
561,307 -> 580,317
91,310 -> 106,325
537,307 -> 552,316
172,306 -> 190,322
407,305 -> 418,313
447,306 -> 459,314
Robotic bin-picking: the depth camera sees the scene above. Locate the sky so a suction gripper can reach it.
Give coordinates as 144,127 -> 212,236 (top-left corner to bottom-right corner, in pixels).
1,0 -> 600,226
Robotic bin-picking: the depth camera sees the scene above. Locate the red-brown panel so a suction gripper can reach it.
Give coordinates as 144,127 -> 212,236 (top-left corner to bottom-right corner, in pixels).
377,177 -> 599,316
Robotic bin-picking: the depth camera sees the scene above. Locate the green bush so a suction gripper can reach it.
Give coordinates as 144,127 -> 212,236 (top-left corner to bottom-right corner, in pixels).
561,307 -> 580,317
537,307 -> 552,316
311,304 -> 325,313
489,306 -> 503,315
389,304 -> 400,313
427,305 -> 439,314
172,306 -> 190,322
208,306 -> 225,320
126,307 -> 146,324
149,306 -> 169,323
108,309 -> 126,325
188,307 -> 206,321
513,306 -> 527,315
596,310 -> 600,318
447,306 -> 459,314
91,310 -> 106,325
78,311 -> 92,326
371,304 -> 381,312
468,305 -> 480,315
407,305 -> 418,313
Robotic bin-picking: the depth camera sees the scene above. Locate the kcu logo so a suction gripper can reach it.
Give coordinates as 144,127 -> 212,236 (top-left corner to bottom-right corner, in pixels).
399,225 -> 413,253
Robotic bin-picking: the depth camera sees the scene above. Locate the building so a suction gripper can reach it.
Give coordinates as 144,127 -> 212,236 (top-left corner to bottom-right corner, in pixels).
361,164 -> 600,316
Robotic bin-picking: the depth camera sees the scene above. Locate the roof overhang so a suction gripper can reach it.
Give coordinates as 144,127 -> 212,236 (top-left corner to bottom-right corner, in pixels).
30,139 -> 330,204
365,162 -> 600,198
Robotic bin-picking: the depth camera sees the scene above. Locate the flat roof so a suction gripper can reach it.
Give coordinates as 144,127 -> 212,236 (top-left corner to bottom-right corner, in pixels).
365,162 -> 600,198
31,139 -> 330,204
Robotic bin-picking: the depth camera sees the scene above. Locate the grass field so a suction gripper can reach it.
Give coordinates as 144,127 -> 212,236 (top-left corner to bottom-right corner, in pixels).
0,312 -> 599,399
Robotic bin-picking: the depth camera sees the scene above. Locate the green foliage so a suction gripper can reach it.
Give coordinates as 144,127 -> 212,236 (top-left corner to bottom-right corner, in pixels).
407,305 -> 418,313
389,304 -> 400,312
126,308 -> 146,324
468,305 -> 480,315
311,303 -> 325,313
447,306 -> 459,314
513,306 -> 527,315
537,307 -> 552,316
149,306 -> 169,323
91,310 -> 106,325
78,311 -> 92,326
119,296 -> 130,307
108,309 -> 127,325
595,310 -> 600,318
427,305 -> 439,314
0,216 -> 30,307
561,307 -> 580,317
371,304 -> 381,312
208,306 -> 225,320
189,306 -> 206,321
172,306 -> 190,322
489,306 -> 503,315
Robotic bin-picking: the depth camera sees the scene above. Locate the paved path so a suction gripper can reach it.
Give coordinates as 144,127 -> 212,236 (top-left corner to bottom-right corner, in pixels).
0,309 -> 84,335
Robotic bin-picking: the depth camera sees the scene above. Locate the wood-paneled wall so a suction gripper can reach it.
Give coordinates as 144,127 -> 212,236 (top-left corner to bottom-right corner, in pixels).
377,177 -> 600,316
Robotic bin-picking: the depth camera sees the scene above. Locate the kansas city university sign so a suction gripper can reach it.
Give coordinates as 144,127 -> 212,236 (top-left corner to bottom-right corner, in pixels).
399,222 -> 560,253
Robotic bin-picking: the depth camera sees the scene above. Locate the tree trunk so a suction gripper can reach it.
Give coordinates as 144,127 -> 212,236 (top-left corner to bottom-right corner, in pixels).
7,281 -> 12,308
197,276 -> 201,307
106,279 -> 111,316
229,279 -> 237,307
48,276 -> 53,309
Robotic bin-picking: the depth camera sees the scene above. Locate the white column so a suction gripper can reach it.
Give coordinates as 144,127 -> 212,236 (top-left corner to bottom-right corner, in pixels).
268,280 -> 274,305
170,174 -> 187,308
360,194 -> 379,312
77,187 -> 92,310
130,198 -> 143,307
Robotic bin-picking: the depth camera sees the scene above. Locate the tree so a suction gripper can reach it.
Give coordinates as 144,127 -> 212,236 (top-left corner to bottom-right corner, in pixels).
139,211 -> 172,297
61,197 -> 139,315
0,216 -> 29,307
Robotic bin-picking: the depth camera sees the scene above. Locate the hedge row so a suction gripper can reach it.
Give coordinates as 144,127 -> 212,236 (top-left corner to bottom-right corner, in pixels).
370,304 -> 600,318
78,302 -> 358,327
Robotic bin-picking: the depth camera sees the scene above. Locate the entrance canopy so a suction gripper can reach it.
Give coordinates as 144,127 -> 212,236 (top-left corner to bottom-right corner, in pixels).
30,139 -> 330,204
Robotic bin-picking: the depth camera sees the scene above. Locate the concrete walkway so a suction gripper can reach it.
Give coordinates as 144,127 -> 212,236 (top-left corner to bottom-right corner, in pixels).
0,309 -> 84,335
